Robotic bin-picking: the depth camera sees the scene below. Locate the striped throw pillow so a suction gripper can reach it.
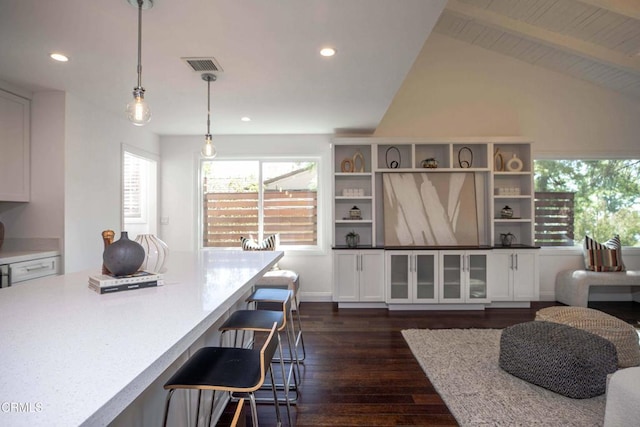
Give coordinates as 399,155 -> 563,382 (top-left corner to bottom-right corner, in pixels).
583,235 -> 625,272
240,234 -> 277,251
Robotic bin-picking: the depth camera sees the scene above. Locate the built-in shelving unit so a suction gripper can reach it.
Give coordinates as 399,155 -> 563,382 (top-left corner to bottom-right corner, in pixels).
332,137 -> 538,307
491,142 -> 534,247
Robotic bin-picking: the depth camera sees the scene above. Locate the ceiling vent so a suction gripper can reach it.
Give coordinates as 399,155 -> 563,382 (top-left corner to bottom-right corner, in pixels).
182,57 -> 223,73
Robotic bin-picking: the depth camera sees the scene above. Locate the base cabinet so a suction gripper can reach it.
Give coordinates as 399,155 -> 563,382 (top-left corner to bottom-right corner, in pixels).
333,250 -> 385,302
489,250 -> 539,301
386,251 -> 438,303
439,251 -> 490,303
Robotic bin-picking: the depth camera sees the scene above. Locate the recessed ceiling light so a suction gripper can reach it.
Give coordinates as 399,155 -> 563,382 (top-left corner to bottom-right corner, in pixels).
50,53 -> 69,62
240,117 -> 251,122
320,47 -> 336,57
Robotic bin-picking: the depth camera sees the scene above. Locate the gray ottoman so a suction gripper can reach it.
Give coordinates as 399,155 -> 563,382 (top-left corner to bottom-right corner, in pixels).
499,321 -> 618,398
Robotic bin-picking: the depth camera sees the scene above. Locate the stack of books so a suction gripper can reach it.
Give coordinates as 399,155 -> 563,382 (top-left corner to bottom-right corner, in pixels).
88,271 -> 161,294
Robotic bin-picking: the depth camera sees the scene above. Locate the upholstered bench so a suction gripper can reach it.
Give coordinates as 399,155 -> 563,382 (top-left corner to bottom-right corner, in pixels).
555,269 -> 640,308
535,306 -> 640,368
604,366 -> 640,426
499,321 -> 618,398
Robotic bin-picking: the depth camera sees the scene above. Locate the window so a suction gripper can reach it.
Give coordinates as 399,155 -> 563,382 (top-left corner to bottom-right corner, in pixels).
534,159 -> 640,247
202,159 -> 318,248
123,149 -> 158,237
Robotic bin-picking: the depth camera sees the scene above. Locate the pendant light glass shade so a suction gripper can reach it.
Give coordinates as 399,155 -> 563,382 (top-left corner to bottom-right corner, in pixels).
201,73 -> 217,159
202,134 -> 217,158
126,87 -> 151,126
126,0 -> 152,126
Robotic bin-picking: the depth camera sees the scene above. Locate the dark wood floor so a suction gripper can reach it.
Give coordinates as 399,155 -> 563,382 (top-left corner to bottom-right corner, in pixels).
220,301 -> 640,427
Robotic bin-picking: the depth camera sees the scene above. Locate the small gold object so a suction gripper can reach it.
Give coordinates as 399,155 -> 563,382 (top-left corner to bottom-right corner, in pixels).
101,230 -> 115,274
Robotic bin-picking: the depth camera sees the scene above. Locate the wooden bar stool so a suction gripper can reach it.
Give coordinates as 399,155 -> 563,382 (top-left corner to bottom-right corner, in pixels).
162,323 -> 283,427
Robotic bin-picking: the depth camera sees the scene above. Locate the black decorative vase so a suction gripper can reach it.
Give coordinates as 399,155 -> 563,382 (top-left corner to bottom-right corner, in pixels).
103,231 -> 145,276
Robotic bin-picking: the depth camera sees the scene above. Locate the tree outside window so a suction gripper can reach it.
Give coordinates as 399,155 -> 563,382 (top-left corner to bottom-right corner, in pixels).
534,159 -> 640,247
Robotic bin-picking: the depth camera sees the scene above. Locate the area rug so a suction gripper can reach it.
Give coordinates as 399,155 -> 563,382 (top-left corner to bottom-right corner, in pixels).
402,329 -> 606,426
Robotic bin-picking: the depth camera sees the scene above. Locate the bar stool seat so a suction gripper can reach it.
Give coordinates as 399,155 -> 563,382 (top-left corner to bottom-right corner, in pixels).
247,288 -> 306,362
162,323 -> 282,427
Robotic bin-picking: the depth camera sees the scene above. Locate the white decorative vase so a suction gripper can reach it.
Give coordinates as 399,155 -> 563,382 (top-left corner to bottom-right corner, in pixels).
134,234 -> 169,273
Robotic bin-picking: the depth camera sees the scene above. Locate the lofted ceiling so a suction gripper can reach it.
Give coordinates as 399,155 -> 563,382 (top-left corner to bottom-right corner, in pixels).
0,0 -> 446,135
436,0 -> 640,99
1,0 -> 639,138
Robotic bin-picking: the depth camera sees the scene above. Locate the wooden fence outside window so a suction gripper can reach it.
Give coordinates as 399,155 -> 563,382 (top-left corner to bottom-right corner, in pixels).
534,191 -> 575,246
203,190 -> 317,247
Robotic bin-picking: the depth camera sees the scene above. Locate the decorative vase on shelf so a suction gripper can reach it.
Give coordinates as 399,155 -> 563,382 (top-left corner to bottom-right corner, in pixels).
346,231 -> 360,248
500,205 -> 514,219
134,234 -> 169,273
103,231 -> 145,276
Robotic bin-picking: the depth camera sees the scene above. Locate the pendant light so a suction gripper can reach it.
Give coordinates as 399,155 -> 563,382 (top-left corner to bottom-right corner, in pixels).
201,73 -> 217,158
125,0 -> 153,126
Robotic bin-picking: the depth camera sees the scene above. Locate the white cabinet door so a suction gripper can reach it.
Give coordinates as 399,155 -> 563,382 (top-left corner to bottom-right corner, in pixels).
488,250 -> 539,301
334,251 -> 359,302
334,250 -> 385,302
512,251 -> 539,301
0,90 -> 30,201
359,251 -> 385,301
488,252 -> 512,301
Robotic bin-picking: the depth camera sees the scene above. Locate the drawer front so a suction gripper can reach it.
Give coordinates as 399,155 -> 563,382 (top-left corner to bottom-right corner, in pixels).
10,256 -> 61,284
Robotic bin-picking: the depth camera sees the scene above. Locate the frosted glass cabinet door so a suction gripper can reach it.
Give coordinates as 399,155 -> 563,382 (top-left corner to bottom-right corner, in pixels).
441,253 -> 463,302
386,252 -> 410,302
415,253 -> 437,301
467,254 -> 488,301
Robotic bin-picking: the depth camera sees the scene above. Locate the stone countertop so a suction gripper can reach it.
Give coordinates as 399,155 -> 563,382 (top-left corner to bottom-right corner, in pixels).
0,249 -> 61,264
0,249 -> 282,427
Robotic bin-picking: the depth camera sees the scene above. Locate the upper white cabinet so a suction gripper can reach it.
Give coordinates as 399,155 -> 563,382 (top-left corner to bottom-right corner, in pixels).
0,89 -> 30,202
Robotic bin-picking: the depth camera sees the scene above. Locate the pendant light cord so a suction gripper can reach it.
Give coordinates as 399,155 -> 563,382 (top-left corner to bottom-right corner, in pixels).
207,77 -> 211,135
136,0 -> 143,89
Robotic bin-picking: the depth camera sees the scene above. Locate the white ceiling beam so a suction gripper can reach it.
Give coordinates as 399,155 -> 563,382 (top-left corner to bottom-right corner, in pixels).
446,0 -> 640,75
577,0 -> 640,20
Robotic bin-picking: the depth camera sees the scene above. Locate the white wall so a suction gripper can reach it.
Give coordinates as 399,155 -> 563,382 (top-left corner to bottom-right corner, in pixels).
159,134 -> 333,301
375,34 -> 640,300
64,93 -> 159,273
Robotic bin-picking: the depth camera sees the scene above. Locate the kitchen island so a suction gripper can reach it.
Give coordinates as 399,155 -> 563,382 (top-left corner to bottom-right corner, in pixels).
0,249 -> 282,426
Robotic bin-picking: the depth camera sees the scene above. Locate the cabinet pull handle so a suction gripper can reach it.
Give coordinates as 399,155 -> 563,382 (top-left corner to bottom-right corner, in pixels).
358,254 -> 361,271
515,254 -> 518,270
25,264 -> 50,271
